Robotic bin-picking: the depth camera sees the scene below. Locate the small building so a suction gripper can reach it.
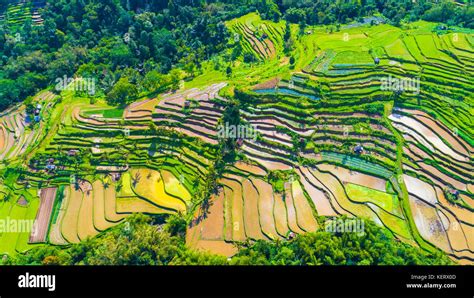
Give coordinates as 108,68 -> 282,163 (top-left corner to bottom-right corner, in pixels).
45,164 -> 56,171
67,149 -> 79,156
236,138 -> 244,147
288,232 -> 296,240
34,115 -> 41,122
111,172 -> 122,182
36,103 -> 42,110
354,145 -> 364,154
374,57 -> 380,65
449,188 -> 460,198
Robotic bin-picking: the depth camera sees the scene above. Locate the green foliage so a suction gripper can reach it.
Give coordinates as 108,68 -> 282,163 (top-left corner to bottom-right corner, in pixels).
266,170 -> 294,193
277,0 -> 472,28
232,218 -> 453,265
106,77 -> 138,106
4,214 -> 227,265
226,66 -> 232,77
0,0 -> 257,111
165,214 -> 187,238
256,0 -> 281,22
3,215 -> 452,266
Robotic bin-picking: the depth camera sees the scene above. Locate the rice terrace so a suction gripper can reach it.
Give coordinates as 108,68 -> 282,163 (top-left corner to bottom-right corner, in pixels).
0,0 -> 473,266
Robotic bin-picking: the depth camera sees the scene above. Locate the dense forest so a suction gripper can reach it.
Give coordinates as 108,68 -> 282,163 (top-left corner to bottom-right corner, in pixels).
2,214 -> 451,265
0,0 -> 472,111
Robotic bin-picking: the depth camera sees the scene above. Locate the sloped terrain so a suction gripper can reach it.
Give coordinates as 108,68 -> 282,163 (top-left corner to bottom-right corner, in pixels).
0,15 -> 472,264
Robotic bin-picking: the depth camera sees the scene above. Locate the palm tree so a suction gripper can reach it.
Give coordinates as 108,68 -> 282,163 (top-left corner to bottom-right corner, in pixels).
132,172 -> 141,187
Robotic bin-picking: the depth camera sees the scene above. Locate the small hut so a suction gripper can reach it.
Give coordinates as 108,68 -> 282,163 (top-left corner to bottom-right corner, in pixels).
354,145 -> 364,154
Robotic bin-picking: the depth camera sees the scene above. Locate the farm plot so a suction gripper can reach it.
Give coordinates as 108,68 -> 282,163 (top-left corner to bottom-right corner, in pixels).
226,13 -> 283,60
200,190 -> 225,241
104,177 -> 128,223
297,167 -> 338,216
414,34 -> 459,65
408,195 -> 452,253
0,111 -> 39,161
345,183 -> 402,217
242,179 -> 266,240
77,181 -> 100,241
29,187 -> 57,243
48,187 -> 69,245
331,51 -> 375,67
221,176 -> 246,241
15,197 -> 41,253
92,180 -> 116,231
283,183 -> 305,234
313,166 -> 379,221
124,97 -> 158,120
251,178 -> 280,240
130,168 -> 187,213
407,110 -> 471,156
317,164 -> 388,192
153,83 -> 227,145
390,113 -> 469,162
291,180 -> 318,232
384,39 -> 415,62
273,192 -> 290,237
193,240 -> 238,257
60,185 -> 83,244
436,207 -> 471,255
366,203 -> 412,240
116,196 -> 174,215
0,202 -> 28,255
161,170 -> 192,205
403,174 -> 438,205
321,152 -> 394,179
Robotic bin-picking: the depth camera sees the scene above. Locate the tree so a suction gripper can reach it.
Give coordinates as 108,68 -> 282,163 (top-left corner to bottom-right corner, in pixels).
106,77 -> 138,106
143,70 -> 165,92
256,0 -> 281,22
169,69 -> 183,91
283,21 -> 294,53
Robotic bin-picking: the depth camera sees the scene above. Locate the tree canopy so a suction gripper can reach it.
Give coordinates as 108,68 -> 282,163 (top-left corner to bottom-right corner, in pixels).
3,214 -> 452,266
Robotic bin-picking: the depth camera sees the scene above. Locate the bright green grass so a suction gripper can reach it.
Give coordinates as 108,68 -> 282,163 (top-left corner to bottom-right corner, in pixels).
321,152 -> 394,179
384,39 -> 415,61
415,34 -> 459,65
83,107 -> 124,119
117,172 -> 135,198
345,184 -> 411,239
316,31 -> 370,50
0,201 -> 28,255
402,35 -> 426,62
15,197 -> 40,253
331,51 -> 374,65
345,183 -> 399,215
368,203 -> 412,240
0,200 -> 14,254
50,185 -> 65,226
